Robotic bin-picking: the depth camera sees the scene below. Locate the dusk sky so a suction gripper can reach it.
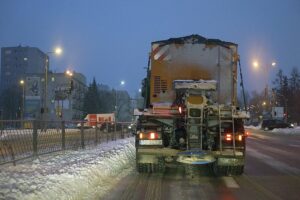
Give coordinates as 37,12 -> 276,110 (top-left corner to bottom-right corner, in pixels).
1,0 -> 299,96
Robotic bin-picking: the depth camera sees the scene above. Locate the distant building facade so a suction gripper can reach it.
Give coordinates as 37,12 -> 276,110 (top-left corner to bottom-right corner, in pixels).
0,46 -> 87,121
48,72 -> 87,121
0,46 -> 48,119
12,71 -> 87,121
0,46 -> 47,92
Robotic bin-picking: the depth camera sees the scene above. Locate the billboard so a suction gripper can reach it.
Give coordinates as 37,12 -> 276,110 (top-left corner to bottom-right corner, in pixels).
25,76 -> 41,100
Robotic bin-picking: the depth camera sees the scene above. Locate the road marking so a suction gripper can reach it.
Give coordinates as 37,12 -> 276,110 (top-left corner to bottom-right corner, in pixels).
247,146 -> 300,176
242,175 -> 282,200
222,177 -> 240,188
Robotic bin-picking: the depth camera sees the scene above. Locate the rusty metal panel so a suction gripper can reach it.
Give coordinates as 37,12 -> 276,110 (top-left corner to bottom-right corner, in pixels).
150,35 -> 238,105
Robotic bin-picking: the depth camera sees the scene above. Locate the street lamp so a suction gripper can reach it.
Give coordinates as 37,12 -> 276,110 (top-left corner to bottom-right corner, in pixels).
252,60 -> 276,102
19,80 -> 25,121
65,69 -> 74,120
253,61 -> 259,69
115,80 -> 125,122
43,47 -> 63,123
252,60 -> 277,118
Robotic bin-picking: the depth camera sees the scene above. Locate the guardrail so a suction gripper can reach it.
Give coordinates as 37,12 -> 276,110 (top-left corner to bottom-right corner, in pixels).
0,120 -> 134,165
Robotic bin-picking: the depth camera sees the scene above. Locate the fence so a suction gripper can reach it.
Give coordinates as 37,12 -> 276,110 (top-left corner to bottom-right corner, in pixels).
0,120 -> 134,165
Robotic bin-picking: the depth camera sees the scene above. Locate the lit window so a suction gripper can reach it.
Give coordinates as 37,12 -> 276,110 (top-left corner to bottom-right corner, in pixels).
51,77 -> 55,82
24,57 -> 28,61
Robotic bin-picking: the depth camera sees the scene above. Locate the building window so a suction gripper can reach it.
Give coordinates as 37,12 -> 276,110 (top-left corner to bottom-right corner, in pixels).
51,77 -> 55,82
5,50 -> 11,55
24,57 -> 28,61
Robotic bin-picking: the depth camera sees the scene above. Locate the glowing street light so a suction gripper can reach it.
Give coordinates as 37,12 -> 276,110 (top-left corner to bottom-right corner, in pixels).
253,61 -> 259,69
19,80 -> 25,121
65,69 -> 73,77
54,47 -> 63,55
43,47 -> 63,124
64,69 -> 74,120
252,59 -> 277,95
252,60 -> 277,116
115,80 -> 126,122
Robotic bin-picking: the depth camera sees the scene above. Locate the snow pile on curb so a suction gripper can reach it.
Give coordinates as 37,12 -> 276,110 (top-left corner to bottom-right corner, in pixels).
245,125 -> 261,130
0,138 -> 135,200
245,125 -> 300,135
271,126 -> 300,135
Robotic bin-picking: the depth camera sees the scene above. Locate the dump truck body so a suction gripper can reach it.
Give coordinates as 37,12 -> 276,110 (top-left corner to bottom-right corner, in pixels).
136,35 -> 248,175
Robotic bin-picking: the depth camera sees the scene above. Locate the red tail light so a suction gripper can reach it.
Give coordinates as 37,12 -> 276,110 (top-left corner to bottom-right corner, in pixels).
245,131 -> 250,137
148,132 -> 158,140
225,133 -> 232,141
178,106 -> 182,114
238,135 -> 243,141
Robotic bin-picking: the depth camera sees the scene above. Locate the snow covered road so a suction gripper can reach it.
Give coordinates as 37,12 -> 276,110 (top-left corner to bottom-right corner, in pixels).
0,137 -> 135,200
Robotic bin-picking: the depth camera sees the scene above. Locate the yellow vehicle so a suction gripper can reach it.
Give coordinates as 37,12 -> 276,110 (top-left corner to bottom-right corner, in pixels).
135,35 -> 248,175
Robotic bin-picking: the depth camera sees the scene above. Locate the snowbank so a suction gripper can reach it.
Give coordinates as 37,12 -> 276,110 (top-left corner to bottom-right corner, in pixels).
245,125 -> 300,135
0,137 -> 136,200
271,126 -> 300,135
244,125 -> 261,130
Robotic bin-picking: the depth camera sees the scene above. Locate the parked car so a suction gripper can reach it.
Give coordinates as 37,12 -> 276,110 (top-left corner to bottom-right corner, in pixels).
261,119 -> 294,130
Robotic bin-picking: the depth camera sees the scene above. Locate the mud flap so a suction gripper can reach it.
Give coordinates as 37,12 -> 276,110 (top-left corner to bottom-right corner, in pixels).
176,150 -> 216,165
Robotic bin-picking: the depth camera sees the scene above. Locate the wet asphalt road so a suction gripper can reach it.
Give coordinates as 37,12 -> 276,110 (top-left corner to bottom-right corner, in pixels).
104,129 -> 300,200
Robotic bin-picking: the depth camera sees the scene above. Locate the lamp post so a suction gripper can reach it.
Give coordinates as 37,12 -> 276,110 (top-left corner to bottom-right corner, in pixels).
65,69 -> 74,120
43,47 -> 62,123
20,79 -> 25,122
115,80 -> 125,122
252,60 -> 276,109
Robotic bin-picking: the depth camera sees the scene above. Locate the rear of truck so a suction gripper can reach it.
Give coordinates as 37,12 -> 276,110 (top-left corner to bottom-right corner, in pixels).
136,35 -> 248,175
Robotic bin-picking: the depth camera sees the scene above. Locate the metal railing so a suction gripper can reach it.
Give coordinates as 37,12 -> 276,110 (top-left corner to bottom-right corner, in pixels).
0,120 -> 134,165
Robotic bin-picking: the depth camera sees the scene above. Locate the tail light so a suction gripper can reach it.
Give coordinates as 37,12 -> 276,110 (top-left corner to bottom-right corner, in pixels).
139,133 -> 144,139
225,133 -> 232,141
238,135 -> 243,141
178,106 -> 183,114
224,133 -> 243,142
148,132 -> 158,140
245,131 -> 250,137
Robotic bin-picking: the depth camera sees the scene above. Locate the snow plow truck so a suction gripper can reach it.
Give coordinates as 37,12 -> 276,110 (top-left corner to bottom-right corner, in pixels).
135,35 -> 248,175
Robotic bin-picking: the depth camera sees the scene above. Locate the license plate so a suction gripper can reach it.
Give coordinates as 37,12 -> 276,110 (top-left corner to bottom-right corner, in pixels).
139,140 -> 163,145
